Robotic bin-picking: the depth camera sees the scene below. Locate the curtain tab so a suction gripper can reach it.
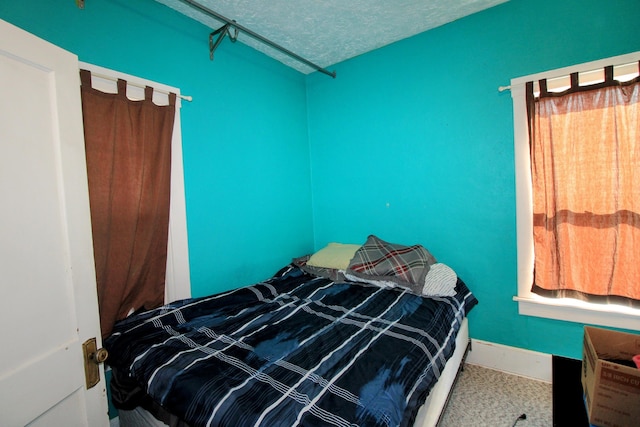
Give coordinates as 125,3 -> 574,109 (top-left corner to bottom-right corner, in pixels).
604,65 -> 614,83
79,69 -> 91,87
117,79 -> 127,96
570,73 -> 579,90
539,79 -> 548,97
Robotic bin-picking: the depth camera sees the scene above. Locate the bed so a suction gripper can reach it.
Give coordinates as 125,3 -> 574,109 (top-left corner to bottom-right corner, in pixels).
105,236 -> 478,427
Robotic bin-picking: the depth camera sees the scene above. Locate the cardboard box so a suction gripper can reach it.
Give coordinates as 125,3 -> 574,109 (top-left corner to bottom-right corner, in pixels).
582,326 -> 640,427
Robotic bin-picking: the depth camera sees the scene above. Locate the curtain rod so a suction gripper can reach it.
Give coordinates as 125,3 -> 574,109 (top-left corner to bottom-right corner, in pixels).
86,70 -> 193,102
178,0 -> 337,79
499,61 -> 640,93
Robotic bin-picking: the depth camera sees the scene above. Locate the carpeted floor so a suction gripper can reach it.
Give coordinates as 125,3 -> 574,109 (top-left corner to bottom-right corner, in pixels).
438,364 -> 552,427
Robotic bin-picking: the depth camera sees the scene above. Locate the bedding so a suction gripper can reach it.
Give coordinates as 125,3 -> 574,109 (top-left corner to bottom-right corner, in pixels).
306,243 -> 361,270
421,264 -> 458,297
105,263 -> 477,427
346,235 -> 437,294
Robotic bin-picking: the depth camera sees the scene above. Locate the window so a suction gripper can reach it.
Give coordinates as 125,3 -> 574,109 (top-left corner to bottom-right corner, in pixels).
510,52 -> 640,330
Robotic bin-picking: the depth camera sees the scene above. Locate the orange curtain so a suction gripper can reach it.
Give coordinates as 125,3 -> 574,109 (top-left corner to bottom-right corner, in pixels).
529,70 -> 640,304
79,70 -> 176,337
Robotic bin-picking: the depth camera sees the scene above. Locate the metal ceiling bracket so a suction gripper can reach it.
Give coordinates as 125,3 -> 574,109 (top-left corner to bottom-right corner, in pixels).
209,21 -> 239,60
209,24 -> 230,60
228,22 -> 239,43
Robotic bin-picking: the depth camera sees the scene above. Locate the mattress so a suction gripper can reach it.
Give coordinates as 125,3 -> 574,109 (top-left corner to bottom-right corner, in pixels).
106,263 -> 477,427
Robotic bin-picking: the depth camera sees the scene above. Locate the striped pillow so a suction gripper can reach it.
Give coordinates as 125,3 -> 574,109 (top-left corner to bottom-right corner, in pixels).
346,235 -> 436,292
422,263 -> 458,297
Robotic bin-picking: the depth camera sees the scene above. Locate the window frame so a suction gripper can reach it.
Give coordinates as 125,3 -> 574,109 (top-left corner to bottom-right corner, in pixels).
510,51 -> 640,331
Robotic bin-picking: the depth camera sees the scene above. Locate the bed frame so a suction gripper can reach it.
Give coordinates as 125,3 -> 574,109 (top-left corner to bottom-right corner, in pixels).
117,318 -> 470,427
413,317 -> 470,427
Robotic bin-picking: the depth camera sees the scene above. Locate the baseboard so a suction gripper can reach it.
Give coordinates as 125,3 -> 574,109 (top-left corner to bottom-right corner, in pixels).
465,339 -> 552,383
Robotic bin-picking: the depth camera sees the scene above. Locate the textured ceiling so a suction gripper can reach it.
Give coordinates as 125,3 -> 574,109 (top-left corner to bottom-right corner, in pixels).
157,0 -> 508,75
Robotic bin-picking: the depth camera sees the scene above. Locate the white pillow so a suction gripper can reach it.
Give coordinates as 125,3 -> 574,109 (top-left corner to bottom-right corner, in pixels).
306,243 -> 361,270
422,263 -> 458,297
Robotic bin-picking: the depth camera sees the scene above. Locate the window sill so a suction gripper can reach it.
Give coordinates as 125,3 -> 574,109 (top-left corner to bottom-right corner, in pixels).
514,295 -> 640,331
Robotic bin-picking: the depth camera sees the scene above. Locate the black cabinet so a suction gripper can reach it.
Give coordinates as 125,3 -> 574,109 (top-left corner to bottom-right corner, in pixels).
552,356 -> 590,426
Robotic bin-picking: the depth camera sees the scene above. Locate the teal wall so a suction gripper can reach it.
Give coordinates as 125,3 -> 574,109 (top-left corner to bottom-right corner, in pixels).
2,0 -> 639,364
0,0 -> 315,298
305,0 -> 640,359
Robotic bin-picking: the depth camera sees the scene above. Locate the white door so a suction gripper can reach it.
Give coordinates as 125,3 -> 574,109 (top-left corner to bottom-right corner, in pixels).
0,18 -> 109,426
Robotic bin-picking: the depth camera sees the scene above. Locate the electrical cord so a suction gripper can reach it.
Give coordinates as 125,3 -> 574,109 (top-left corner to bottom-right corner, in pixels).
512,413 -> 527,426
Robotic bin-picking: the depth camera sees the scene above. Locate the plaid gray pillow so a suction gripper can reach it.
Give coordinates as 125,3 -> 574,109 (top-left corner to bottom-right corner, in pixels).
346,235 -> 436,292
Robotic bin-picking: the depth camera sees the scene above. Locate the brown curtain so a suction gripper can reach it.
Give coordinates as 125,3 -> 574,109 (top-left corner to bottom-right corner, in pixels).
79,70 -> 176,337
528,65 -> 640,305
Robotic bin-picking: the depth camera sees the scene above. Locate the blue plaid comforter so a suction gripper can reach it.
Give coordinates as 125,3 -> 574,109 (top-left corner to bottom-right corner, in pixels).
105,264 -> 477,427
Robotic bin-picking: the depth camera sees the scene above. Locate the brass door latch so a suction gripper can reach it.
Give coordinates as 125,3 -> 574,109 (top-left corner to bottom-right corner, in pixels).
82,337 -> 108,389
